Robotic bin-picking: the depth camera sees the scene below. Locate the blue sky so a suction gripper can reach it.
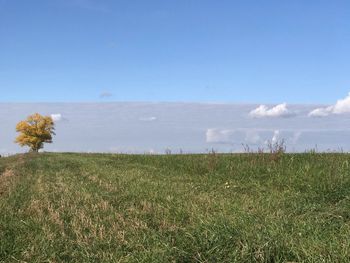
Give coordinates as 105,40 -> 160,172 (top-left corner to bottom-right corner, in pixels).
1,0 -> 350,103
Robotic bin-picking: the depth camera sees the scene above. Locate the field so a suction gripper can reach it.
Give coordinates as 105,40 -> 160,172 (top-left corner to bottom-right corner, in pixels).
1,152 -> 350,262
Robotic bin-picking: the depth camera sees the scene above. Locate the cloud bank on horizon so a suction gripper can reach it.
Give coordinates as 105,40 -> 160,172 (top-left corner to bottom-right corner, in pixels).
0,92 -> 349,155
51,114 -> 63,122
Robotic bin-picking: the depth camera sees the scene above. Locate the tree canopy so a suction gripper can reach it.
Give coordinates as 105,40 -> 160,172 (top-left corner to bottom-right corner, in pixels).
15,113 -> 55,152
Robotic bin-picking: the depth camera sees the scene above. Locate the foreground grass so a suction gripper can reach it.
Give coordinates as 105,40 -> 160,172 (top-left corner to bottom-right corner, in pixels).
1,152 -> 350,262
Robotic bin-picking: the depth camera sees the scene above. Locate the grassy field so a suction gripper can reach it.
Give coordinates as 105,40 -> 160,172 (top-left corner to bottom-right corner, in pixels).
1,152 -> 350,262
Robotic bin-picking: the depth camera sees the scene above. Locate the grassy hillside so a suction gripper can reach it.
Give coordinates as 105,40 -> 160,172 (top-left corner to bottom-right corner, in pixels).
1,152 -> 350,262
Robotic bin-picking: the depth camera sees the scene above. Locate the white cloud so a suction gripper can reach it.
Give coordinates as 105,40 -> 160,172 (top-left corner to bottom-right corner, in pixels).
308,107 -> 332,117
207,128 -> 302,148
148,149 -> 157,154
245,130 -> 261,144
206,129 -> 233,143
333,93 -> 350,113
271,130 -> 280,144
291,131 -> 302,144
309,93 -> 350,117
51,114 -> 62,122
249,103 -> 294,118
139,116 -> 157,122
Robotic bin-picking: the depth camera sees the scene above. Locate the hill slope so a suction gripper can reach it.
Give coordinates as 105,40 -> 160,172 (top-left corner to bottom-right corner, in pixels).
1,153 -> 350,262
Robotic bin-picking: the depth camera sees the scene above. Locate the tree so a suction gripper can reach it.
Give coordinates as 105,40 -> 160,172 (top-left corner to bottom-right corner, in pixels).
15,113 -> 55,152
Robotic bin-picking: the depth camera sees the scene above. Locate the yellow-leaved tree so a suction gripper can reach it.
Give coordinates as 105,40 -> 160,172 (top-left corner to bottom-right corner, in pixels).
15,113 -> 55,152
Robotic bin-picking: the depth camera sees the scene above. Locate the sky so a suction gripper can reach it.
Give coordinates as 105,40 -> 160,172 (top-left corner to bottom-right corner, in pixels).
1,1 -> 350,154
1,0 -> 350,103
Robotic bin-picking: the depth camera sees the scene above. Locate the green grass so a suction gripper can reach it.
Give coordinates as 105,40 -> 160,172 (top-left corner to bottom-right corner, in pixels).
1,152 -> 350,262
